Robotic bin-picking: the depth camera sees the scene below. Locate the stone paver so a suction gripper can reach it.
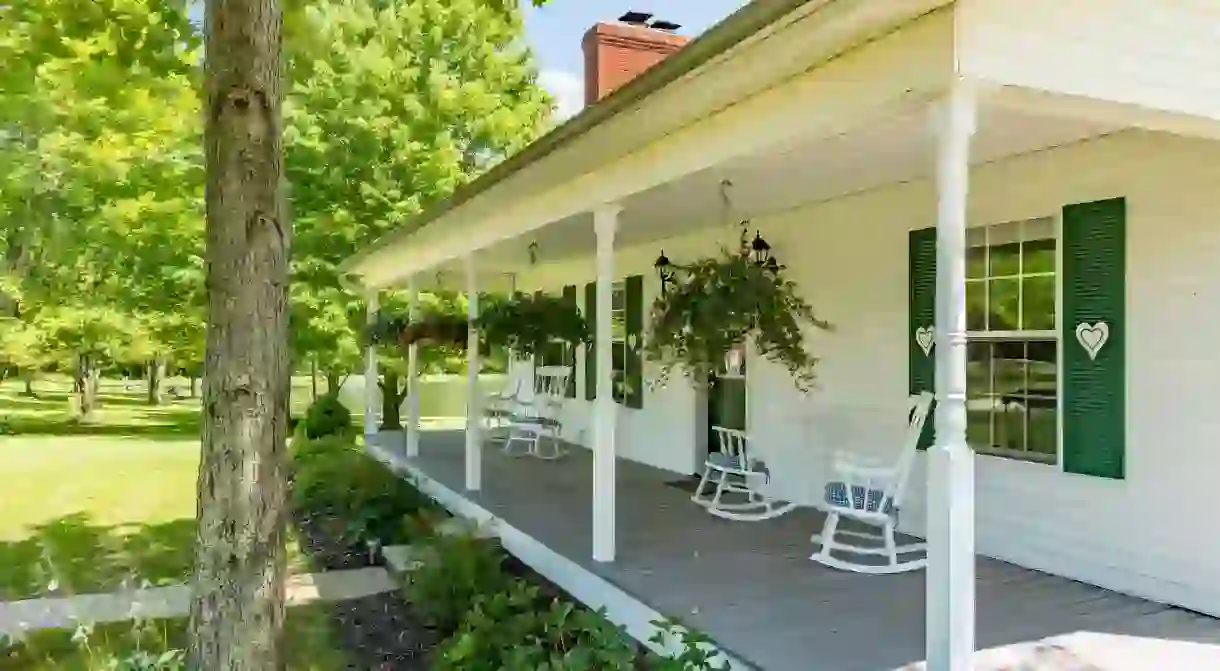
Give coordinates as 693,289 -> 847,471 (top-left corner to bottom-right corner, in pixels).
0,567 -> 396,635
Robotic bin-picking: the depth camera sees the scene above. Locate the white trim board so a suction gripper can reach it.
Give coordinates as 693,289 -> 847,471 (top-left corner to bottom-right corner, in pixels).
366,442 -> 753,669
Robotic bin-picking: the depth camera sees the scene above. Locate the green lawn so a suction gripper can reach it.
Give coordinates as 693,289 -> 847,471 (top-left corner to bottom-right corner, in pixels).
3,604 -> 348,670
0,380 -> 323,601
0,379 -> 355,666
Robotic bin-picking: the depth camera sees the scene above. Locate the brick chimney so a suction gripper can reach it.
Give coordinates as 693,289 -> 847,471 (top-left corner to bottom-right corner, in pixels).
582,11 -> 689,106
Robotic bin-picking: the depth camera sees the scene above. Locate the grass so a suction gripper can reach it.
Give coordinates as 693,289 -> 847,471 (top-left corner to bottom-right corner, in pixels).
0,380 -> 319,601
2,604 -> 349,670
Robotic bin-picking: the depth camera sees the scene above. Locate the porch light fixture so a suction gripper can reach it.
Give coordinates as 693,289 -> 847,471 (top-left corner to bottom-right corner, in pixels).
749,231 -> 772,267
654,250 -> 676,295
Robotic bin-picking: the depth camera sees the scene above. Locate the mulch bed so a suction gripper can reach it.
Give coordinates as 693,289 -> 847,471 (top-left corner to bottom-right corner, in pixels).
292,508 -> 439,670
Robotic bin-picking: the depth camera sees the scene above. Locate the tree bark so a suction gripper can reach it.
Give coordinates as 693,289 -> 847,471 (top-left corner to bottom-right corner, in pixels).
310,357 -> 318,401
190,0 -> 288,668
147,357 -> 166,405
190,376 -> 199,398
20,370 -> 35,397
74,353 -> 97,418
378,371 -> 407,430
324,370 -> 340,396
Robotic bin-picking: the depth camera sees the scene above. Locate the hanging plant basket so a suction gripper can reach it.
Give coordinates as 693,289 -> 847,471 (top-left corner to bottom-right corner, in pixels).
645,232 -> 831,391
478,292 -> 588,357
364,293 -> 588,359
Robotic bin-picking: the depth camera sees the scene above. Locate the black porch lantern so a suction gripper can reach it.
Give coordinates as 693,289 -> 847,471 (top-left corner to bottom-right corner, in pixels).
654,250 -> 674,294
750,231 -> 773,268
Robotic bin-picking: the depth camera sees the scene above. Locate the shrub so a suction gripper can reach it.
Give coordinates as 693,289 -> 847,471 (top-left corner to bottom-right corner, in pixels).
406,532 -> 512,633
303,393 -> 351,439
434,578 -> 637,671
648,618 -> 733,671
291,435 -> 430,545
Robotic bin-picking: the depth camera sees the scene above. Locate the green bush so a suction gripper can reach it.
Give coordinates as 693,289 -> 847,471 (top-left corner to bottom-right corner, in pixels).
291,435 -> 430,545
434,579 -> 637,670
648,618 -> 733,670
303,393 -> 351,439
406,532 -> 512,633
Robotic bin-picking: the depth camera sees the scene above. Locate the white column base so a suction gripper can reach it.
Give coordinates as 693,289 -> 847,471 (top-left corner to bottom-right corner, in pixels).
926,443 -> 975,671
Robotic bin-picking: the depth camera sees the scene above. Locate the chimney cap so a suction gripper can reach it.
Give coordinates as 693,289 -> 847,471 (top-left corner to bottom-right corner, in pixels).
618,10 -> 653,25
651,19 -> 682,32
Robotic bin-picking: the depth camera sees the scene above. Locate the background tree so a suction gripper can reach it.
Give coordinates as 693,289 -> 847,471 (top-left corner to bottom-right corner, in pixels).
284,0 -> 552,405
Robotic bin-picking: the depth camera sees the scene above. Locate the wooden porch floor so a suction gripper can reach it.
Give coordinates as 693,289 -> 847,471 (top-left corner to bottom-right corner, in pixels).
396,430 -> 1220,671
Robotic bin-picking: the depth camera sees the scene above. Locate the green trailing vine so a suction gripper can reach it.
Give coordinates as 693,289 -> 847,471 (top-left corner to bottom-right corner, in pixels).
645,232 -> 831,392
479,292 -> 588,357
364,293 -> 588,358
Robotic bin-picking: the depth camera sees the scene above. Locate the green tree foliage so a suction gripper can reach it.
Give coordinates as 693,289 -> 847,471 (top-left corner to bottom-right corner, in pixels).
285,0 -> 553,383
1,0 -> 205,412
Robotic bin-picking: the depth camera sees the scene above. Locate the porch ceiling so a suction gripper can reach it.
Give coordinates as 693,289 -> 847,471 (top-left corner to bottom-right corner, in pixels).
420,102 -> 1119,290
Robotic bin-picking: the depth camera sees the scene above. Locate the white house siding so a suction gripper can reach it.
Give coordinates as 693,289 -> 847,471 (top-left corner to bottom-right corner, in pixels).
518,130 -> 1220,617
957,0 -> 1220,122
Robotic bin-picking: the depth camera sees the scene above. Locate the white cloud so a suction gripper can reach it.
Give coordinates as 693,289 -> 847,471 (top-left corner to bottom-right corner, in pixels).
539,69 -> 584,121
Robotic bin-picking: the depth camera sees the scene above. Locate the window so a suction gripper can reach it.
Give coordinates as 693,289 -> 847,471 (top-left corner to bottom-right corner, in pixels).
965,217 -> 1058,462
610,281 -> 627,403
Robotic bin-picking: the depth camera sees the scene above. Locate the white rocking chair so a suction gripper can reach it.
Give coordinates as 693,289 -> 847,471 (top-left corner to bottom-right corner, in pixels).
809,391 -> 934,574
502,365 -> 570,460
692,426 -> 797,521
482,376 -> 522,443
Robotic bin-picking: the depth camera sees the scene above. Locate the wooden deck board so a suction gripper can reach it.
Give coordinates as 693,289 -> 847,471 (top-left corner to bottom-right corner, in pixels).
397,430 -> 1220,671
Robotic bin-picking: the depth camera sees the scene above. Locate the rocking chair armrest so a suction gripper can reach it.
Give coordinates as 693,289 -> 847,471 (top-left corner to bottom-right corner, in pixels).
831,461 -> 898,485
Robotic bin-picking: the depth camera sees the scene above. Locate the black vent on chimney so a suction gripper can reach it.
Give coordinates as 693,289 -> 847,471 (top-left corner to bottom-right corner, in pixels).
618,10 -> 652,25
651,19 -> 681,31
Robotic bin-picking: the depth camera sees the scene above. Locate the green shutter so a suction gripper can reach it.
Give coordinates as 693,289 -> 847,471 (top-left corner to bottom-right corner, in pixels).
1062,198 -> 1126,479
909,227 -> 937,450
624,274 -> 644,409
562,285 -> 577,398
584,282 -> 596,401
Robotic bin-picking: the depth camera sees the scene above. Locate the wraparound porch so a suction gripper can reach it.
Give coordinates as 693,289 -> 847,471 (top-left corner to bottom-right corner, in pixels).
370,430 -> 1220,671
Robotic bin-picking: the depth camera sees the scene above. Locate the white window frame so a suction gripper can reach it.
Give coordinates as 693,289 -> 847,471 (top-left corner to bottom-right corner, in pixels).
965,216 -> 1061,464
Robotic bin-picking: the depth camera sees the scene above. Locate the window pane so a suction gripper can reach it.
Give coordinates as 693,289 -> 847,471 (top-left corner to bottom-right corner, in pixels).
992,341 -> 1027,451
967,243 -> 987,279
1023,237 -> 1056,275
988,278 -> 1019,331
966,281 -> 986,331
966,341 -> 993,449
989,241 -> 1020,277
1022,275 -> 1056,330
612,284 -> 625,311
1026,340 -> 1057,457
612,342 -> 626,372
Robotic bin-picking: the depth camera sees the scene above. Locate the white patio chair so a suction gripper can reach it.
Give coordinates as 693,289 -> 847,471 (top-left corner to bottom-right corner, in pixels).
502,365 -> 570,460
482,376 -> 522,443
809,391 -> 934,574
691,426 -> 797,521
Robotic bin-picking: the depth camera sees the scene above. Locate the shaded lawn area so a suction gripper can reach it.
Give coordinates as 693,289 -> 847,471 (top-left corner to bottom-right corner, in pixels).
0,384 -> 311,601
3,604 -> 349,670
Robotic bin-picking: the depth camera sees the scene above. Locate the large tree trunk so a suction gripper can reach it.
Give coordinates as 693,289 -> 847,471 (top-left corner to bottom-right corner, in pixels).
324,370 -> 340,396
147,357 -> 166,405
20,369 -> 34,397
190,0 -> 289,668
189,375 -> 199,398
378,370 -> 407,430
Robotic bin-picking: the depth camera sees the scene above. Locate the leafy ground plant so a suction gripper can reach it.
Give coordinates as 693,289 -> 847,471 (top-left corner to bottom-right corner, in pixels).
405,531 -> 513,633
649,617 -> 734,671
434,578 -> 637,670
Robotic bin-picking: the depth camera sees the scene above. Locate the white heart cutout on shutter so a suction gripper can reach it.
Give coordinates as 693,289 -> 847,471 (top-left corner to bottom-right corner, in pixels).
914,326 -> 935,357
1075,321 -> 1109,361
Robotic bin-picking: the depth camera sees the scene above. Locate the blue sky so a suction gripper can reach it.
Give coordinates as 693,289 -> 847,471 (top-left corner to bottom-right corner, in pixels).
186,1 -> 749,117
523,1 -> 750,117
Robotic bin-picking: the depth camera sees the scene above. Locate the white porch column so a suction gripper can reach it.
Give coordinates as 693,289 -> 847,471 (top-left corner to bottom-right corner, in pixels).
364,291 -> 380,440
927,81 -> 977,671
465,256 -> 482,491
592,203 -> 621,563
405,277 -> 421,458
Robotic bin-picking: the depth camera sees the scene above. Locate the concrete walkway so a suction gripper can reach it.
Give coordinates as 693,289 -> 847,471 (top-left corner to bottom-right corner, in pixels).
0,567 -> 397,635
